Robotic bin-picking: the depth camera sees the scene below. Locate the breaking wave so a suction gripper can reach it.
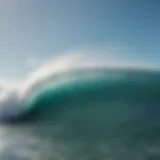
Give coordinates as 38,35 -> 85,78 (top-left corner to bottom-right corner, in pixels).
0,54 -> 160,134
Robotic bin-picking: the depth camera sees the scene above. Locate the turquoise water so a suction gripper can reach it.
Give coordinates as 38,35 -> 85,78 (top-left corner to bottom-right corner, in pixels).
0,68 -> 160,160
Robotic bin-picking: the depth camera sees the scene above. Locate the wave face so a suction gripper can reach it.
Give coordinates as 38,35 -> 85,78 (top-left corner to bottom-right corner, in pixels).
19,68 -> 160,133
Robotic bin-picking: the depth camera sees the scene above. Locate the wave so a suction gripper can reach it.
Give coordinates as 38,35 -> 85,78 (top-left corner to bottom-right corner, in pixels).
0,54 -> 160,133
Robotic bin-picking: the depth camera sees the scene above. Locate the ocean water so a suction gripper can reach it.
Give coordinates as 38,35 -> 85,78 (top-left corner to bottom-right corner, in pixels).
0,68 -> 160,160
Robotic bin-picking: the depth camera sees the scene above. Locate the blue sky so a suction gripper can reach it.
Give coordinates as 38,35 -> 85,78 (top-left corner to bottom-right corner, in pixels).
0,0 -> 160,78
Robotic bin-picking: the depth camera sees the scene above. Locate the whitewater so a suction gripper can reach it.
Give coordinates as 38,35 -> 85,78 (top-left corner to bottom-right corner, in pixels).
0,54 -> 160,160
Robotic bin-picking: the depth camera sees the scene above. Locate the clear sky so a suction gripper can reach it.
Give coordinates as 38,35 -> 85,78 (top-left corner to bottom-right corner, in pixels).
0,0 -> 160,79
